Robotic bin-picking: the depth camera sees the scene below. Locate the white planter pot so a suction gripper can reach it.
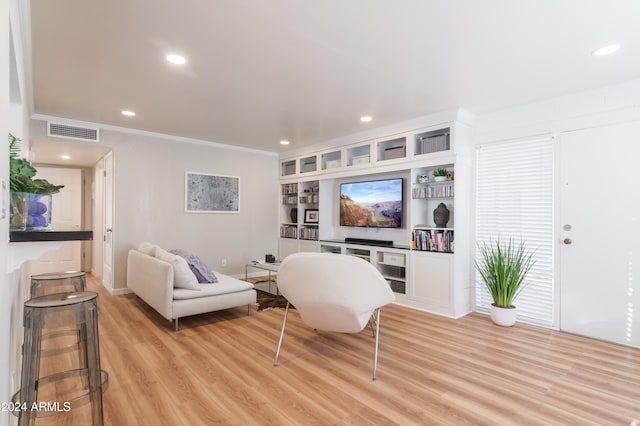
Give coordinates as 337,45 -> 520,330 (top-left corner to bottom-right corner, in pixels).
433,176 -> 447,182
490,304 -> 517,327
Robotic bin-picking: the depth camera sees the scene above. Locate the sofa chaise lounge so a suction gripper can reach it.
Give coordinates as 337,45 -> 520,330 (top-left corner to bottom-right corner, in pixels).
127,243 -> 256,330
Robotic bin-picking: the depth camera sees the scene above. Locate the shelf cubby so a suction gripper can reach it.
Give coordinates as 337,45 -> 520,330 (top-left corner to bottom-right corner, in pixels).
377,137 -> 406,162
299,155 -> 318,174
414,128 -> 450,156
321,150 -> 342,170
281,159 -> 296,177
346,144 -> 371,167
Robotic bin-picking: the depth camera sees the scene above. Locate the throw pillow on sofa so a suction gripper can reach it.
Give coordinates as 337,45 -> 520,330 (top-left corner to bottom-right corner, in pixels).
169,249 -> 219,283
138,241 -> 158,256
155,247 -> 200,290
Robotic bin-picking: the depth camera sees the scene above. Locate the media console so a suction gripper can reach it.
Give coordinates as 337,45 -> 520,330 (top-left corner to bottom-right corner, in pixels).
344,237 -> 394,247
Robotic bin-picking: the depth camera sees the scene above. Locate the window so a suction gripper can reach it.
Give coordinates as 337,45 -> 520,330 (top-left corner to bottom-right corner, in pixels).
475,135 -> 555,327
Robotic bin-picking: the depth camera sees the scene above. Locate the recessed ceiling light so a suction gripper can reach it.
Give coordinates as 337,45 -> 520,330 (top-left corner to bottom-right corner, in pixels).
360,116 -> 373,122
593,44 -> 620,56
121,110 -> 136,117
280,140 -> 290,145
61,154 -> 71,160
166,54 -> 187,65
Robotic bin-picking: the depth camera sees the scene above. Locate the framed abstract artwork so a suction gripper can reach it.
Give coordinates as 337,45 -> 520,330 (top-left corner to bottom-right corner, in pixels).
185,171 -> 240,213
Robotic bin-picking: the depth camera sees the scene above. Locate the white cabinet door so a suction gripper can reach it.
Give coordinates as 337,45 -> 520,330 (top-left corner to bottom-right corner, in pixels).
410,251 -> 452,311
560,121 -> 640,348
298,239 -> 320,253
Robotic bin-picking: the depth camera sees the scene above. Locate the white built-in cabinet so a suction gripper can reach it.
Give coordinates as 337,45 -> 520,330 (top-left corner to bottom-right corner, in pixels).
320,242 -> 408,294
278,112 -> 472,318
410,251 -> 453,312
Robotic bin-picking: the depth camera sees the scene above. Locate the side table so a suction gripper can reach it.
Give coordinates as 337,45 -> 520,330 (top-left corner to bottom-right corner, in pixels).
245,261 -> 280,295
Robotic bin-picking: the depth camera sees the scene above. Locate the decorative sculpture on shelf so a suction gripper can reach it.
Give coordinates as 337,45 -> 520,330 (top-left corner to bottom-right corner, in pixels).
433,203 -> 450,228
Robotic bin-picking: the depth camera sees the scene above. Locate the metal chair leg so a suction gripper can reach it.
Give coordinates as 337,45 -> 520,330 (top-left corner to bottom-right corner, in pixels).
367,313 -> 377,337
274,302 -> 290,367
372,308 -> 381,381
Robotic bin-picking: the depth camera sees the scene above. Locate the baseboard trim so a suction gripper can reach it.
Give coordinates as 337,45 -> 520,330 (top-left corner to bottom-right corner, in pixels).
108,287 -> 133,296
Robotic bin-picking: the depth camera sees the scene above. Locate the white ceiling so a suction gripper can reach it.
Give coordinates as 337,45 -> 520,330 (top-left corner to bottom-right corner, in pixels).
28,0 -> 640,163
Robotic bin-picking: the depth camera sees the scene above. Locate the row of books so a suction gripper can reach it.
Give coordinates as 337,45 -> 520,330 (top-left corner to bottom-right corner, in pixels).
282,195 -> 298,204
299,193 -> 319,203
412,185 -> 454,199
412,229 -> 454,253
299,226 -> 319,241
281,183 -> 298,195
280,225 -> 297,239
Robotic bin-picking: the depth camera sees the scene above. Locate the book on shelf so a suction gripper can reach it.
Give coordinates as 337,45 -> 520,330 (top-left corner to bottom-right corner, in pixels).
411,184 -> 454,199
299,226 -> 319,241
411,228 -> 454,253
281,183 -> 298,194
280,224 -> 298,239
299,193 -> 319,203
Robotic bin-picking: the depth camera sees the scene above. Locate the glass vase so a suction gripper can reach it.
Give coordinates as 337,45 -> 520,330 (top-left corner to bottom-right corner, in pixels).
10,192 -> 27,231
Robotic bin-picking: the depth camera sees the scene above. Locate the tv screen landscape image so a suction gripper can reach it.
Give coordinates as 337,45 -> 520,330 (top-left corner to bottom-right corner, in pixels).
340,178 -> 403,228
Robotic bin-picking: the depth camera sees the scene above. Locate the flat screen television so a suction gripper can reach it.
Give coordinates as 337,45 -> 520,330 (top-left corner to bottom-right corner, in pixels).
340,178 -> 403,228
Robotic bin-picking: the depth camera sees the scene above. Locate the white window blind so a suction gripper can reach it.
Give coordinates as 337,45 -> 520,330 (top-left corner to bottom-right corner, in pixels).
475,136 -> 555,327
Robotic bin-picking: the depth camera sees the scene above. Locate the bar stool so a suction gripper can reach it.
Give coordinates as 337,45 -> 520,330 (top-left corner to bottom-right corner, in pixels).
30,271 -> 87,358
30,271 -> 86,298
18,291 -> 106,426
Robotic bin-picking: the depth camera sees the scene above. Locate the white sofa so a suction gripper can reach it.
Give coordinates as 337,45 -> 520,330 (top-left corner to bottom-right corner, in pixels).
127,247 -> 256,330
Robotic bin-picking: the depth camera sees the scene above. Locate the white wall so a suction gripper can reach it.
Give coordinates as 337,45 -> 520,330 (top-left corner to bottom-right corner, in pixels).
474,78 -> 640,144
97,129 -> 279,289
0,0 -> 11,422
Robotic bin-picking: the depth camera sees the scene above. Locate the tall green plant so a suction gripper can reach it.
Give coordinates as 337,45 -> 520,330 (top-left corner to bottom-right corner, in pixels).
475,238 -> 535,308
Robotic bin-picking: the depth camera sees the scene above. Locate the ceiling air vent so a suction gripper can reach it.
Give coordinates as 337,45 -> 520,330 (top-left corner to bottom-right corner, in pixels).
47,121 -> 99,142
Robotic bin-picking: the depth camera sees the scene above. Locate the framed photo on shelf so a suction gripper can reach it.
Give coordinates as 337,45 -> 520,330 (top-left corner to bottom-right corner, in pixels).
304,209 -> 319,224
185,171 -> 240,213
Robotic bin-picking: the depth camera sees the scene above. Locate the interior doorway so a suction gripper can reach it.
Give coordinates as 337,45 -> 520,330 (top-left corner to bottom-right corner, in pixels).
100,152 -> 114,293
28,166 -> 83,275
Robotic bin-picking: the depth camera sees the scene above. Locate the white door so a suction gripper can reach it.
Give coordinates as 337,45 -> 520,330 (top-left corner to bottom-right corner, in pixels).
92,160 -> 104,279
29,167 -> 83,275
102,152 -> 115,292
560,120 -> 640,348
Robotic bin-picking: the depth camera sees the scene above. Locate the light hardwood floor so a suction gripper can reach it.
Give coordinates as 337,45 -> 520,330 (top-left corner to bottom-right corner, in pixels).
36,275 -> 640,425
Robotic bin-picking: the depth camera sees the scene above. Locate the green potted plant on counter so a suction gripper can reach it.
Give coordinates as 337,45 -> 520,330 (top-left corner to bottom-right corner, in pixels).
475,237 -> 535,326
9,133 -> 64,231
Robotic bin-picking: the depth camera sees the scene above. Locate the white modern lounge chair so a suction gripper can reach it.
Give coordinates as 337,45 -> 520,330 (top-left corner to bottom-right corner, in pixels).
274,252 -> 396,380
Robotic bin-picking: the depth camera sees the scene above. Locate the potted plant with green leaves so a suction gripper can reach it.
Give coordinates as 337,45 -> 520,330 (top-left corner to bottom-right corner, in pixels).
9,133 -> 64,230
475,237 -> 535,326
432,167 -> 448,182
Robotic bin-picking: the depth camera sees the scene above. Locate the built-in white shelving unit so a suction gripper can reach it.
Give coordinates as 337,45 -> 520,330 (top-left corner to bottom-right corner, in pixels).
278,111 -> 473,317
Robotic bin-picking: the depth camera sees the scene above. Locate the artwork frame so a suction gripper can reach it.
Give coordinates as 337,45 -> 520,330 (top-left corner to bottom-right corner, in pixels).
304,208 -> 319,224
185,171 -> 240,213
